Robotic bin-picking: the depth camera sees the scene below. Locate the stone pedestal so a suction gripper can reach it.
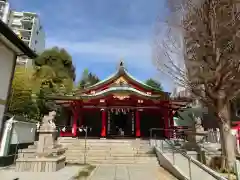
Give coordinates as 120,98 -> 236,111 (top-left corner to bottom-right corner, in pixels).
36,129 -> 57,155
182,116 -> 206,150
15,111 -> 66,172
16,156 -> 65,172
182,131 -> 207,150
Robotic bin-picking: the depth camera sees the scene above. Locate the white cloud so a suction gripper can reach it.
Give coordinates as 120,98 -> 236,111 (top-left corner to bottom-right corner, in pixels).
46,38 -> 152,65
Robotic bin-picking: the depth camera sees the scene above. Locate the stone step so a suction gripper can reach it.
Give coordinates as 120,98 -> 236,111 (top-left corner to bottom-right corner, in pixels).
69,140 -> 150,144
65,152 -> 156,157
71,143 -> 133,146
59,138 -> 137,143
67,148 -> 155,154
65,151 -> 156,157
66,156 -> 157,160
66,159 -> 159,165
68,150 -> 154,154
68,144 -> 152,148
58,141 -> 151,148
68,146 -> 137,150
58,138 -> 150,142
60,142 -> 150,147
66,155 -> 157,160
66,158 -> 159,162
73,139 -> 136,143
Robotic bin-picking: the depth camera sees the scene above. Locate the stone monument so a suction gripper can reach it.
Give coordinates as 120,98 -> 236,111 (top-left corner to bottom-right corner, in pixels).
16,111 -> 66,172
182,114 -> 207,150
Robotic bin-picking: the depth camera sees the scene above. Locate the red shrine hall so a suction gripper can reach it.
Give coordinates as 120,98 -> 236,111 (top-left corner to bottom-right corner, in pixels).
50,62 -> 188,139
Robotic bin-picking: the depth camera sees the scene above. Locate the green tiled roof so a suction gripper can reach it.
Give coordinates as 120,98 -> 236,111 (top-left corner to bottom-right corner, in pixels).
49,86 -> 165,100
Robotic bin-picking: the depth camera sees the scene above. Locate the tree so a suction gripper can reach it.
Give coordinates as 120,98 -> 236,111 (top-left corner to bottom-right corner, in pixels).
145,78 -> 163,91
8,66 -> 39,119
34,47 -> 75,92
153,0 -> 240,169
78,69 -> 100,89
34,47 -> 76,116
35,47 -> 75,81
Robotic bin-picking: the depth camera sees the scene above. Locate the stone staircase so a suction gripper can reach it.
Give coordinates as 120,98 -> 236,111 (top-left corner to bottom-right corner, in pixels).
58,138 -> 159,165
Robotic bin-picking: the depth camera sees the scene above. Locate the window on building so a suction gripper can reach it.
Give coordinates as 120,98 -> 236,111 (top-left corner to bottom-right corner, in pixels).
35,40 -> 38,44
36,30 -> 39,35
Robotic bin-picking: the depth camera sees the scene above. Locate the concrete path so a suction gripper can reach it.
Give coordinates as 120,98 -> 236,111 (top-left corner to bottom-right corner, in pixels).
0,165 -> 84,180
89,165 -> 177,180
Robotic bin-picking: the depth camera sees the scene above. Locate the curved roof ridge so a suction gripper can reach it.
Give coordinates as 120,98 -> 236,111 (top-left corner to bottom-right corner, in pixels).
78,61 -> 167,93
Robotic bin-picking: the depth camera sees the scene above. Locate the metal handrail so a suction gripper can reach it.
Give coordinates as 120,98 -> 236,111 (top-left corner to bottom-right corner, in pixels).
149,127 -> 192,140
161,139 -> 228,180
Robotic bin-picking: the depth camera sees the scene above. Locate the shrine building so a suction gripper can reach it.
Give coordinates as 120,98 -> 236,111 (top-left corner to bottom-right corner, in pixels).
49,62 -> 189,139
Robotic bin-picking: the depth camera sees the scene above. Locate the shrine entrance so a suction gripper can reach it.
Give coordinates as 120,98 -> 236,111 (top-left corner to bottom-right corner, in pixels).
107,109 -> 135,138
51,62 -> 190,139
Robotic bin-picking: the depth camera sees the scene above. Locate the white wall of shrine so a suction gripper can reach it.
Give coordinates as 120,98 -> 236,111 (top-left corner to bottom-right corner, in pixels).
0,41 -> 15,134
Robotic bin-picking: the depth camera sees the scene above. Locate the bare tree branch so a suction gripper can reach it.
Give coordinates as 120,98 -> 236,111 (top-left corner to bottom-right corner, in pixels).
153,0 -> 240,168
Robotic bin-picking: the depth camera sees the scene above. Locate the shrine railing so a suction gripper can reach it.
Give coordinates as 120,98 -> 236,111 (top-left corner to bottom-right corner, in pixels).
150,127 -> 191,140
152,139 -> 228,180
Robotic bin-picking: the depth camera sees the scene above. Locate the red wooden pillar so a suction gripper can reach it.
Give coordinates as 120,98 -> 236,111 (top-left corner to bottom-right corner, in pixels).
72,111 -> 78,137
135,110 -> 141,137
164,108 -> 169,138
169,110 -> 175,138
79,108 -> 83,128
101,109 -> 106,137
70,101 -> 81,137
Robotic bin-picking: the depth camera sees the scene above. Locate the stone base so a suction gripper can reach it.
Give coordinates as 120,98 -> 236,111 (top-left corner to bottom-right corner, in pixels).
15,155 -> 66,172
182,141 -> 199,151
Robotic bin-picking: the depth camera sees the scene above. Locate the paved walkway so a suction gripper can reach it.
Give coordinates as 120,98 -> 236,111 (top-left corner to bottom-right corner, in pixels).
0,165 -> 84,180
89,165 -> 177,180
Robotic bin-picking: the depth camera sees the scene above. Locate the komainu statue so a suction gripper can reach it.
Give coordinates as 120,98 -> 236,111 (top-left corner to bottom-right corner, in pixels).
40,111 -> 57,131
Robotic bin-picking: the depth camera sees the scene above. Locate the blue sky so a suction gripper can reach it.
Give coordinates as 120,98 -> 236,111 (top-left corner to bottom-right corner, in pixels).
10,0 -> 174,92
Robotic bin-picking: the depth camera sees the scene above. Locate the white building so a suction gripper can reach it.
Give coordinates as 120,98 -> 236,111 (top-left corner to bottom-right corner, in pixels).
8,11 -> 45,67
0,19 -> 36,139
0,0 -> 10,23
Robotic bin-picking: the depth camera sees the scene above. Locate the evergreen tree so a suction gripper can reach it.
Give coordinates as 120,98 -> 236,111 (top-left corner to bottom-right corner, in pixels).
145,78 -> 163,91
78,69 -> 100,89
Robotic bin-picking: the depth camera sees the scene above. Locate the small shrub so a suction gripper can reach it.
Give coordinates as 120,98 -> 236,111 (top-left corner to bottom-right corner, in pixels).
73,164 -> 96,180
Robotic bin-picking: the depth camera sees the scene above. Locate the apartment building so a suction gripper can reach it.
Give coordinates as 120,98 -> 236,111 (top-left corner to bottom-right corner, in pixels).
8,11 -> 45,67
0,0 -> 10,23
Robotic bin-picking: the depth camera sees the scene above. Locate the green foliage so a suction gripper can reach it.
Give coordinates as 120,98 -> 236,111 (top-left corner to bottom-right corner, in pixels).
35,47 -> 75,81
8,66 -> 39,119
78,69 -> 100,89
145,78 -> 163,91
33,47 -> 76,116
8,48 -> 76,120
